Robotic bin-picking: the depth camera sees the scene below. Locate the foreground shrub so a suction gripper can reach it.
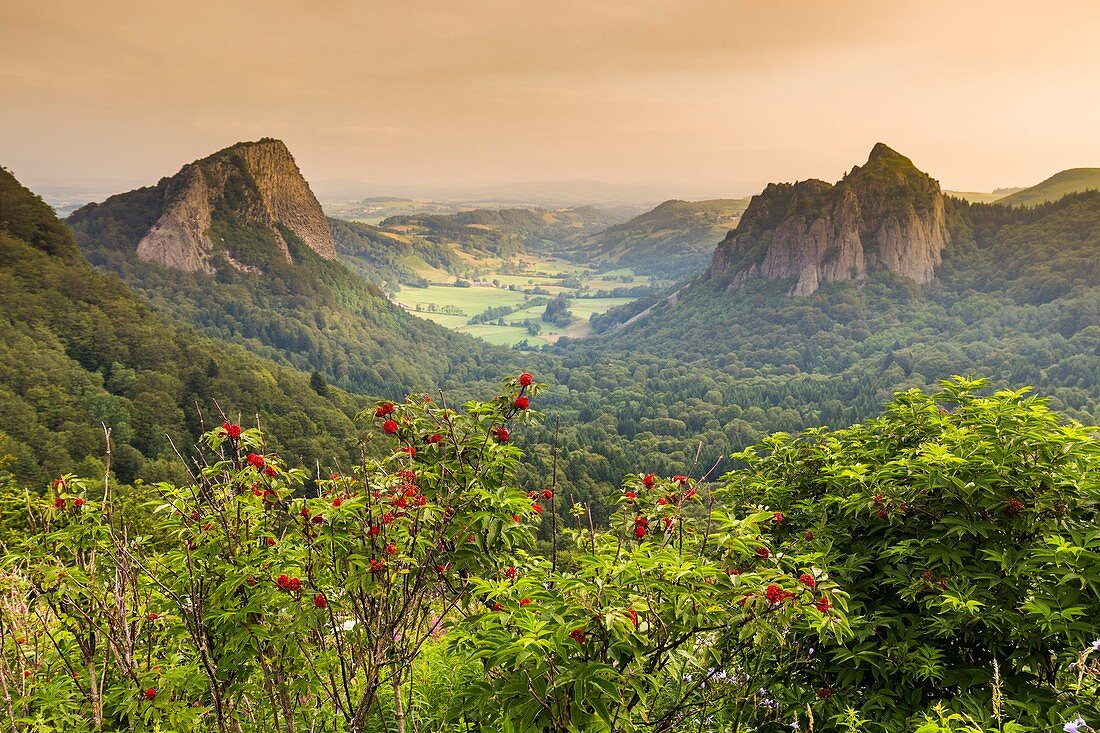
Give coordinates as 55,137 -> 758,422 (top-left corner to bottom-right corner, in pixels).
719,377 -> 1100,730
449,471 -> 850,731
0,375 -> 541,732
1,375 -> 1096,732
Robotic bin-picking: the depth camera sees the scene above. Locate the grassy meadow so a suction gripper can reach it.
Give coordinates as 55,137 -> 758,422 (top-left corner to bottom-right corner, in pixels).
391,256 -> 652,346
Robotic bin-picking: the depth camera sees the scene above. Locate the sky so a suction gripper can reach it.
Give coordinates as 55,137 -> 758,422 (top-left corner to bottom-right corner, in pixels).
3,0 -> 1100,200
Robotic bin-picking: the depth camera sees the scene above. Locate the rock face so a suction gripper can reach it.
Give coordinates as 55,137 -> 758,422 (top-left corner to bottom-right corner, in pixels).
134,138 -> 336,272
707,144 -> 950,295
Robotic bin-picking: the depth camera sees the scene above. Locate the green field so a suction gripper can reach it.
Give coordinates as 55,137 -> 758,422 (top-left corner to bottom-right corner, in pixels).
392,266 -> 644,347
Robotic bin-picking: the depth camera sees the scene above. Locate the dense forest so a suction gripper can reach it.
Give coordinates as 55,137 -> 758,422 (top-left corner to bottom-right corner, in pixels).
4,163 -> 1098,541
0,166 -> 364,487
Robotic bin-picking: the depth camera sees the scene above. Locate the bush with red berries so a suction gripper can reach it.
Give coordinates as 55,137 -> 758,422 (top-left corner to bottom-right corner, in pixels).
717,377 -> 1100,729
447,469 -> 849,732
0,374 -> 545,733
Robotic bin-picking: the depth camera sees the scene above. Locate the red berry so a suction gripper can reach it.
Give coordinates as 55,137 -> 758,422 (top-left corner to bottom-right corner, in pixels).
288,578 -> 301,592
247,454 -> 265,468
642,474 -> 656,489
375,402 -> 395,418
54,497 -> 64,508
144,687 -> 156,700
798,573 -> 816,588
382,419 -> 399,435
518,372 -> 533,387
542,489 -> 553,500
385,543 -> 396,555
222,422 -> 241,439
73,498 -> 84,508
313,594 -> 327,609
756,547 -> 770,559
495,427 -> 510,443
773,512 -> 784,523
428,434 -> 443,444
514,396 -> 529,410
503,566 -> 518,579
520,598 -> 531,607
569,628 -> 586,643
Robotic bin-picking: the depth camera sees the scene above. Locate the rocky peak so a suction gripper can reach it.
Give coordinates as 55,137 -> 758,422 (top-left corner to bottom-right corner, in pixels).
707,143 -> 950,295
133,138 -> 336,272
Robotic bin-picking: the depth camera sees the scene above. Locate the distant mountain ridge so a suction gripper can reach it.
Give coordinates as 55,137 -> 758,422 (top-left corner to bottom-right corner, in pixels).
70,139 -> 335,273
997,168 -> 1100,208
707,143 -> 950,295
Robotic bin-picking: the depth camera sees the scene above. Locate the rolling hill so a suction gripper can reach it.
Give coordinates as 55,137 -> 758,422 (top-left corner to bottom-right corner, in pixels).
567,198 -> 748,279
997,167 -> 1100,207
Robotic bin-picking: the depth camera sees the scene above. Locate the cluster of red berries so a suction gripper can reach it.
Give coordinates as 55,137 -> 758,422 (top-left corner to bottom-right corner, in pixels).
221,421 -> 242,439
633,516 -> 649,538
1003,498 -> 1024,517
568,628 -> 586,643
251,482 -> 278,501
765,584 -> 796,604
276,574 -> 302,592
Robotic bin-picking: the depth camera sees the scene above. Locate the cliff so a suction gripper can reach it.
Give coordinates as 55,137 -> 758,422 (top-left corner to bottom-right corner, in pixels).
72,138 -> 336,273
707,143 -> 950,295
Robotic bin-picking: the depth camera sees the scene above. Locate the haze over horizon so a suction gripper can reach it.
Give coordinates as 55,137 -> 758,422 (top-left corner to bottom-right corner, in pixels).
4,0 -> 1100,201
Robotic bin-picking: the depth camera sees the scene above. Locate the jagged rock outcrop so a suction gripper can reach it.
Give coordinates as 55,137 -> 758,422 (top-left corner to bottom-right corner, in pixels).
124,138 -> 335,272
707,143 -> 950,295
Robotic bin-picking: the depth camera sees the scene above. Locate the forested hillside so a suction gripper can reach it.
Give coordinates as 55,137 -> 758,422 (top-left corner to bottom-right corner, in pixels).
567,198 -> 748,279
0,166 -> 364,486
328,216 -> 466,289
584,191 -> 1100,428
68,193 -> 523,399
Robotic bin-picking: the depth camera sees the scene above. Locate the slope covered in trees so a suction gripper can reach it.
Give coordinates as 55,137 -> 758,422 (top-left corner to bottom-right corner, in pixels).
567,198 -> 748,279
328,216 -> 466,289
0,166 -> 364,487
68,186 -> 523,400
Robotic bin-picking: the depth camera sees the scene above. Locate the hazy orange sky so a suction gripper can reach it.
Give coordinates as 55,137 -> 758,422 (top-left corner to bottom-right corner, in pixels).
3,0 -> 1100,198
